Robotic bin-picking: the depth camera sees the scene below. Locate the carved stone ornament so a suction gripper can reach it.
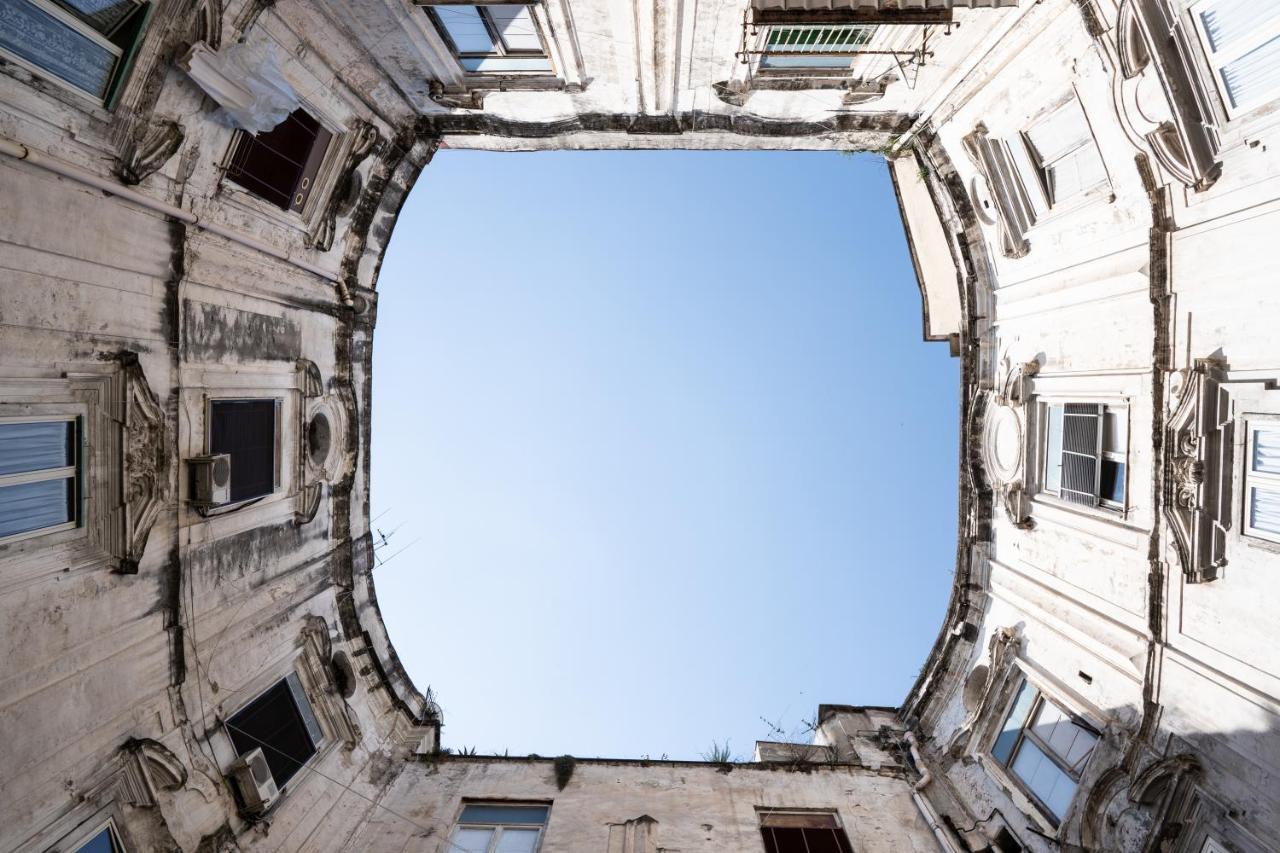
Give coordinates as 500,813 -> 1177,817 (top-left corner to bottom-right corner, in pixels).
119,352 -> 168,572
982,360 -> 1038,529
117,118 -> 185,186
192,0 -> 223,52
428,80 -> 487,111
117,738 -> 189,807
1164,358 -> 1231,583
1081,752 -> 1203,853
1113,0 -> 1221,191
947,626 -> 1023,759
962,125 -> 1030,259
297,617 -> 363,749
308,120 -> 382,252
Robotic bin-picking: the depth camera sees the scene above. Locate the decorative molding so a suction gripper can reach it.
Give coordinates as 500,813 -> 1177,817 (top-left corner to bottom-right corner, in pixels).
607,815 -> 660,853
193,0 -> 224,51
962,125 -> 1031,259
947,626 -> 1022,758
118,738 -> 189,807
117,118 -> 185,186
1113,0 -> 1221,191
297,359 -> 324,398
119,352 -> 168,573
297,617 -> 363,750
1080,752 -> 1203,852
982,360 -> 1038,529
308,120 -> 382,252
1164,358 -> 1231,584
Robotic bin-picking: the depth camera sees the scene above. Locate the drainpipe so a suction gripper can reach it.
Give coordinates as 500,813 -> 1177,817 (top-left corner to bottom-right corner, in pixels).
0,135 -> 353,306
905,731 -> 966,853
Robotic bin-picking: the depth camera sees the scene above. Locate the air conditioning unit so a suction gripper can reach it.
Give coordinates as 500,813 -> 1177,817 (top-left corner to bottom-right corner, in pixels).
228,747 -> 279,815
188,454 -> 232,506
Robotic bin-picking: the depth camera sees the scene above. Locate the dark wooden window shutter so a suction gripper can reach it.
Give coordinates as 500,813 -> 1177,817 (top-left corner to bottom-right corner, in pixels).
760,813 -> 853,853
226,108 -> 333,212
209,399 -> 277,502
1060,403 -> 1103,506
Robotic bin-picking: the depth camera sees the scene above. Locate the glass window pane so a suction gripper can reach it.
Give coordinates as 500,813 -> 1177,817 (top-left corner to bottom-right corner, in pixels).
487,6 -> 542,52
437,6 -> 498,54
453,828 -> 495,853
0,0 -> 118,98
993,682 -> 1037,764
495,828 -> 540,853
1102,410 -> 1126,454
0,420 -> 75,475
1250,485 -> 1280,535
460,805 -> 549,825
1043,405 -> 1064,493
1220,34 -> 1280,109
0,477 -> 74,538
1012,738 -> 1077,818
1099,458 -> 1125,504
74,827 -> 122,853
1253,427 -> 1280,475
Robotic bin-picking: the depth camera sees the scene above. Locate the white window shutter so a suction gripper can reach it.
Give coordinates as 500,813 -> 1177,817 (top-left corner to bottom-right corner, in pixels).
1059,403 -> 1103,505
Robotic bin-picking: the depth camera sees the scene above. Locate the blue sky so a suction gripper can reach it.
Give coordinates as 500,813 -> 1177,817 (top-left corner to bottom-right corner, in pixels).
370,149 -> 958,761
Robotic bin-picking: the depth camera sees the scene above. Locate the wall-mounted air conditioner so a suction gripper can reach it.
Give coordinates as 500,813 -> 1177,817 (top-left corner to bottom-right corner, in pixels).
188,454 -> 232,506
228,747 -> 279,815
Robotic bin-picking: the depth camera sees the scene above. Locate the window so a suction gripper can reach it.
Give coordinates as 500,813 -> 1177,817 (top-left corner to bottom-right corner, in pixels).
225,108 -> 334,213
992,682 -> 1098,823
1019,98 -> 1106,210
0,417 -> 80,542
0,0 -> 151,106
760,24 -> 877,69
428,5 -> 552,73
225,673 -> 323,789
1192,0 -> 1280,116
73,823 -> 126,853
1041,402 -> 1127,510
1244,422 -> 1280,543
450,803 -> 549,853
759,810 -> 854,853
208,399 -> 278,503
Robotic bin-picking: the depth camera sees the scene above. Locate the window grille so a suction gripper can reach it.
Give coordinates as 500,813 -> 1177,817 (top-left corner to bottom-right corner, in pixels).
760,24 -> 876,68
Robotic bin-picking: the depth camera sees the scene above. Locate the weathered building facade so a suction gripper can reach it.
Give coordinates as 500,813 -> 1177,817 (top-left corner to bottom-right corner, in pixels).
0,0 -> 1277,851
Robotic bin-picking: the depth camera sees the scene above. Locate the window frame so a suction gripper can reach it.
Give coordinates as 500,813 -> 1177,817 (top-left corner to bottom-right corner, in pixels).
223,670 -> 327,795
205,397 -> 281,506
1242,418 -> 1280,544
988,679 -> 1100,827
449,801 -> 551,853
1011,94 -> 1109,217
758,23 -> 879,70
0,0 -> 152,108
0,414 -> 83,545
427,4 -> 553,74
757,808 -> 855,853
221,107 -> 337,217
1036,399 -> 1130,514
1188,0 -> 1280,119
71,819 -> 126,853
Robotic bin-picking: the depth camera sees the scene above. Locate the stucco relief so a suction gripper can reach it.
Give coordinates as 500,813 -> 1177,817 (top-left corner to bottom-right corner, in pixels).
980,360 -> 1038,530
1164,358 -> 1231,584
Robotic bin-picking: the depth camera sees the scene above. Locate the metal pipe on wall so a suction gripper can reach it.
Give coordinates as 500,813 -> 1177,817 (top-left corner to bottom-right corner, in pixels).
0,135 -> 354,306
